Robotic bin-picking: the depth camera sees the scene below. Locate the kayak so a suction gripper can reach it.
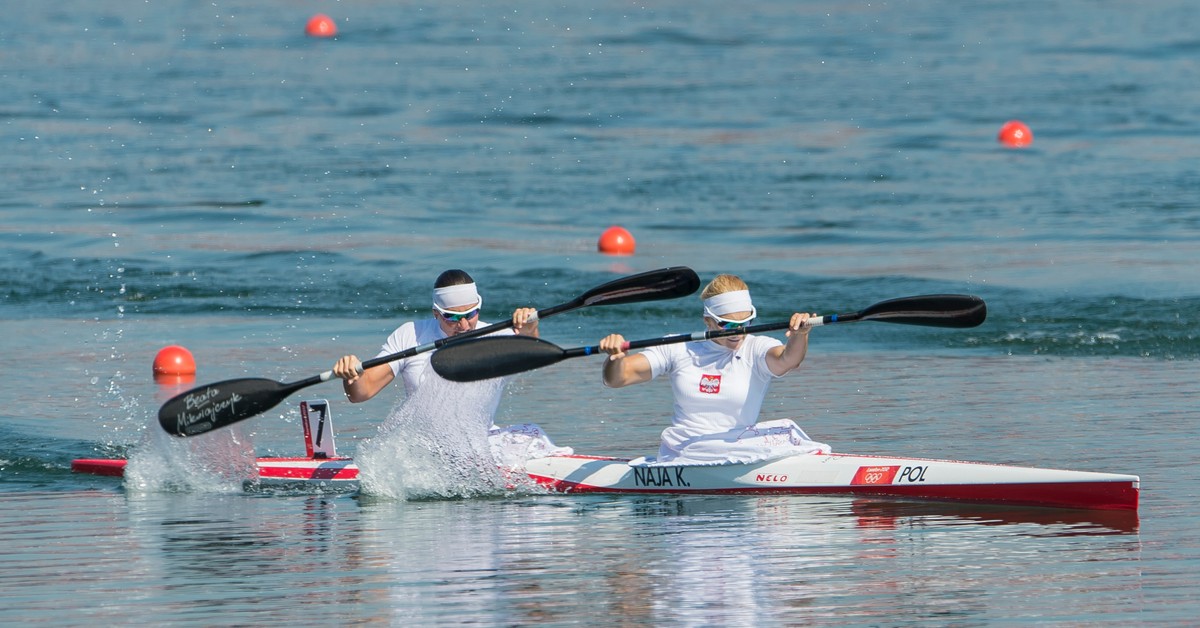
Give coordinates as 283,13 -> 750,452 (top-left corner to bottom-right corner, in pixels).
70,452 -> 1138,511
73,449 -> 1141,513
72,400 -> 1139,511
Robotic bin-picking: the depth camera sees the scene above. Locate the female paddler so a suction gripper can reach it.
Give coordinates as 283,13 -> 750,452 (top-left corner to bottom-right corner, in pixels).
332,269 -> 571,465
598,273 -> 829,465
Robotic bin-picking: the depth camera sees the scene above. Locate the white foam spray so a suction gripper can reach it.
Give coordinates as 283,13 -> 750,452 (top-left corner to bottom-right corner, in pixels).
124,422 -> 258,493
357,376 -> 511,500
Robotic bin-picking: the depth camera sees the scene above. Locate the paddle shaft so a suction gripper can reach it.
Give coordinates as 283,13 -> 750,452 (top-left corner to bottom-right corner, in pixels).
565,320 -> 794,358
267,296 -> 641,383
324,266 -> 701,378
158,266 -> 700,436
429,294 -> 987,383
260,302 -> 553,392
571,294 -> 985,357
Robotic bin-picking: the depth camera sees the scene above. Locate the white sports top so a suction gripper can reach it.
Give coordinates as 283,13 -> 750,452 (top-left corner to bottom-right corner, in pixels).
375,317 -> 512,395
641,335 -> 784,454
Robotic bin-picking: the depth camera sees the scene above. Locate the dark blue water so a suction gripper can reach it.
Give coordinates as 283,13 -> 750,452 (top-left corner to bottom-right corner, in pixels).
3,0 -> 1198,624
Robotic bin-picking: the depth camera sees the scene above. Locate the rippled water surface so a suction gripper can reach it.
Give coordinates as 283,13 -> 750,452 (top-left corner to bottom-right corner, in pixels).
3,0 -> 1198,624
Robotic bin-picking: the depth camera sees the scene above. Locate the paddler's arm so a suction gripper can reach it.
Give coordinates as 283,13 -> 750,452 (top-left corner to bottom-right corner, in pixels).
333,354 -> 395,403
766,312 -> 813,377
512,307 -> 539,338
599,333 -> 653,388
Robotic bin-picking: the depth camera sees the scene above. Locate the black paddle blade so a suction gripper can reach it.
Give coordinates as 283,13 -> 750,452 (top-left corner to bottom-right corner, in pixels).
158,377 -> 302,436
857,294 -> 987,328
577,266 -> 700,307
431,336 -> 569,382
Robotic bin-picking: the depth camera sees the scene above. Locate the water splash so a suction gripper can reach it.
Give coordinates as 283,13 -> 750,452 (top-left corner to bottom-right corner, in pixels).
357,377 -> 511,500
124,424 -> 257,493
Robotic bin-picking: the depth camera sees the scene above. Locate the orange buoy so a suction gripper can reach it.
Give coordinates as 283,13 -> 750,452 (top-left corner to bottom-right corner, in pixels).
598,226 -> 636,256
998,120 -> 1033,148
153,345 -> 196,377
305,13 -> 337,38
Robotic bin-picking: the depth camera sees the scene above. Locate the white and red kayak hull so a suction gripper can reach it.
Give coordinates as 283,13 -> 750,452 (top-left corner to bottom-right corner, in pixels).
71,457 -> 360,486
523,453 -> 1139,511
72,452 -> 1138,511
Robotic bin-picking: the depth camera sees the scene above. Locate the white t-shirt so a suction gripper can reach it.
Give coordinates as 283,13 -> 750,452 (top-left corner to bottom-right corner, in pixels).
641,335 -> 783,456
375,317 -> 512,396
374,317 -> 571,463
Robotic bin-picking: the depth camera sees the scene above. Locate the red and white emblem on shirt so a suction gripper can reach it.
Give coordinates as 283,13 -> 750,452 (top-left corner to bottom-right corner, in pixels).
698,374 -> 721,394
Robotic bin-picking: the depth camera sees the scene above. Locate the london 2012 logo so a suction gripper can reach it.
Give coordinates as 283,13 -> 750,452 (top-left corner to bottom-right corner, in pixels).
699,374 -> 721,394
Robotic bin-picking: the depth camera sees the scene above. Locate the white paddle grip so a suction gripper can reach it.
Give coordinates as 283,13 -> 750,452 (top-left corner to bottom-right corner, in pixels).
319,362 -> 363,382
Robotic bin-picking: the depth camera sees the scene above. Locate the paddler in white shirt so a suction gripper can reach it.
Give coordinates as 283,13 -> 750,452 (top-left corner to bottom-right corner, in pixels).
332,269 -> 571,465
598,273 -> 830,466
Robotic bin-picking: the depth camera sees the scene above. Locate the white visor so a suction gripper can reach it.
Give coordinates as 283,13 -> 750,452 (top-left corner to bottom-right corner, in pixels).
433,283 -> 481,309
703,289 -> 754,318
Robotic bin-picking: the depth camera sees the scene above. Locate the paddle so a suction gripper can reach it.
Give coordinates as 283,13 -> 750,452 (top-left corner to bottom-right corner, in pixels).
430,294 -> 987,382
158,266 -> 701,436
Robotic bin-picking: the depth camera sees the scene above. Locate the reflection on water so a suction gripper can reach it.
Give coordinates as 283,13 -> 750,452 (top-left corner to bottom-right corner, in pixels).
846,498 -> 1141,537
0,483 -> 1148,625
574,495 -> 1143,624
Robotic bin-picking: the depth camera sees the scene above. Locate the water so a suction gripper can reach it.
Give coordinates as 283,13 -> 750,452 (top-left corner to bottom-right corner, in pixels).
2,0 -> 1198,623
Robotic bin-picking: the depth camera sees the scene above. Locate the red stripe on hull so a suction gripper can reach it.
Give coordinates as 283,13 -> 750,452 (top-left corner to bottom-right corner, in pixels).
71,458 -> 127,477
70,457 -> 360,482
528,476 -> 1139,511
256,458 -> 358,481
